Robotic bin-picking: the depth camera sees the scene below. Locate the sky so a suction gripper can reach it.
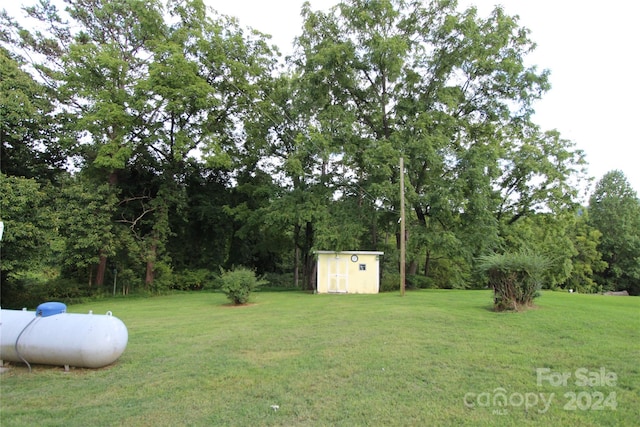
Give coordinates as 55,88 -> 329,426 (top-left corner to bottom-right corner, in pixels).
205,0 -> 640,197
4,1 -> 639,196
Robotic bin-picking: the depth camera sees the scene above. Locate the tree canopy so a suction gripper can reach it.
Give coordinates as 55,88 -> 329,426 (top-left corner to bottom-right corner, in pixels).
588,171 -> 640,294
0,0 -> 632,306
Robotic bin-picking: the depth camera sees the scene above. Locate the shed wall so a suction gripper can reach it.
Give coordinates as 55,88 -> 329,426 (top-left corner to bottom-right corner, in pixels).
316,252 -> 381,294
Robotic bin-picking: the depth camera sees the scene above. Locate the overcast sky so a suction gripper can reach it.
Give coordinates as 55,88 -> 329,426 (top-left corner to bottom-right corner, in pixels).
5,0 -> 639,195
207,0 -> 640,197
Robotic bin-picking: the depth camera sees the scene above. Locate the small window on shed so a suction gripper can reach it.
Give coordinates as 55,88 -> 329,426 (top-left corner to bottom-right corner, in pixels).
359,264 -> 366,271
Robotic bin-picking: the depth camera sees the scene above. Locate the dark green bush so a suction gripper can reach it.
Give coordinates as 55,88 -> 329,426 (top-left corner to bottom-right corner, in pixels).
380,273 -> 436,292
380,273 -> 400,292
406,274 -> 435,289
219,267 -> 267,305
260,272 -> 298,290
172,269 -> 214,291
477,251 -> 550,311
1,276 -> 92,309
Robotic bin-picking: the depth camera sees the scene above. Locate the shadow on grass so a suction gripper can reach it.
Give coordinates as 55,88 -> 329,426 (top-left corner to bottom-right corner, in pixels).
219,302 -> 258,308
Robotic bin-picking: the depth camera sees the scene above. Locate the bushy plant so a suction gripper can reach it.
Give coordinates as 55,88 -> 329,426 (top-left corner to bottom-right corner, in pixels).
407,274 -> 436,289
380,273 -> 400,292
260,272 -> 297,290
477,251 -> 550,311
147,261 -> 174,294
172,269 -> 214,291
1,276 -> 90,309
219,267 -> 267,305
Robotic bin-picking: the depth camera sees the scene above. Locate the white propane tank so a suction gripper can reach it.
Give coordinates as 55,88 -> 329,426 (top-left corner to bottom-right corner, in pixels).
0,303 -> 128,369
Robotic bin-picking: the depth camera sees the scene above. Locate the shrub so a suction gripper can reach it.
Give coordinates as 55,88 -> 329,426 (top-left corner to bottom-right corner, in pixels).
406,274 -> 435,289
150,261 -> 174,294
260,272 -> 298,290
424,257 -> 471,289
219,267 -> 267,305
1,276 -> 90,309
380,273 -> 436,292
380,273 -> 400,292
477,251 -> 550,311
172,269 -> 214,291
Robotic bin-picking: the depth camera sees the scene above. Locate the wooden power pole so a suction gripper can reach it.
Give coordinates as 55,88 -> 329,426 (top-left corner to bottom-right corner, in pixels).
400,157 -> 406,296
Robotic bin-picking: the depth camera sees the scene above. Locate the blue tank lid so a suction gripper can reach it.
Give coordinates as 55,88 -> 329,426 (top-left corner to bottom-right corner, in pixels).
36,302 -> 67,317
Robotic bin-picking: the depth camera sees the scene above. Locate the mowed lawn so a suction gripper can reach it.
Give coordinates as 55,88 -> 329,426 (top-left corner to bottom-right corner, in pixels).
1,290 -> 638,426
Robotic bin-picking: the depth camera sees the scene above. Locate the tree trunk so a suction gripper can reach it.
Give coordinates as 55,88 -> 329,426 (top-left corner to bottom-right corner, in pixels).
304,247 -> 316,292
145,244 -> 157,289
145,259 -> 155,288
424,250 -> 431,277
96,171 -> 119,287
294,246 -> 300,288
293,224 -> 301,288
303,221 -> 315,291
408,260 -> 418,275
307,259 -> 317,292
96,252 -> 107,286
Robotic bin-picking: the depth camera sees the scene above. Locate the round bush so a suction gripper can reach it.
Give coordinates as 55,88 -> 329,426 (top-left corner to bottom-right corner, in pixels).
219,267 -> 267,305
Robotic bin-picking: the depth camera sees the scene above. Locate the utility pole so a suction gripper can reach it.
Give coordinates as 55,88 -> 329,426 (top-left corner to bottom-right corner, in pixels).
400,157 -> 406,296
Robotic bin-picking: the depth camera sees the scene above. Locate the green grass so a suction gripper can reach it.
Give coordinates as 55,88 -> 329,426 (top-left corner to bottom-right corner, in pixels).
1,290 -> 638,426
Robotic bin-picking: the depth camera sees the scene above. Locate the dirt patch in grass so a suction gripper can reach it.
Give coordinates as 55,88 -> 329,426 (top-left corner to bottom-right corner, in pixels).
220,302 -> 258,308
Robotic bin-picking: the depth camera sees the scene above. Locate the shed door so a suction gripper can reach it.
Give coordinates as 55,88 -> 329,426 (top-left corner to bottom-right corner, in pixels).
327,256 -> 348,293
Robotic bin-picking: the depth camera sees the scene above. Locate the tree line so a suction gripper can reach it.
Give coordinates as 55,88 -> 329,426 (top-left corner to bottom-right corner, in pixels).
1,0 -> 639,307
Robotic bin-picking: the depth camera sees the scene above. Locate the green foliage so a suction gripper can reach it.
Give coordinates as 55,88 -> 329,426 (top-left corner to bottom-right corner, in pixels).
0,174 -> 57,306
0,0 -> 596,299
292,0 -> 586,290
0,47 -> 66,183
501,216 -> 564,287
34,277 -> 89,304
497,209 -> 607,292
172,269 -> 214,291
314,198 -> 369,252
0,273 -> 94,309
168,166 -> 234,272
497,129 -> 588,225
380,272 -> 400,292
2,0 -> 279,293
562,211 -> 607,293
147,260 -> 174,294
218,267 -> 268,305
588,171 -> 640,295
224,170 -> 290,274
422,256 -> 471,289
406,274 -> 435,290
260,272 -> 298,290
56,177 -> 118,282
477,251 -> 550,311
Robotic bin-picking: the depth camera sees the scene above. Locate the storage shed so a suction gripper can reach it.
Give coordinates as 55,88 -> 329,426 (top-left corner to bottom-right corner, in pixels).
315,251 -> 383,294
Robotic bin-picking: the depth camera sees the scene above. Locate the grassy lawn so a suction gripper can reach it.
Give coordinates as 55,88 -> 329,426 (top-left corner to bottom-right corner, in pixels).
1,290 -> 638,426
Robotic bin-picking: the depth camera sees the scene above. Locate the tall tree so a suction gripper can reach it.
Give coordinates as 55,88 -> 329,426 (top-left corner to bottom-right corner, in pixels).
0,47 -> 66,183
134,0 -> 278,286
3,0 -> 167,286
291,0 -> 586,286
562,209 -> 607,293
588,170 -> 640,294
55,176 -> 118,286
167,162 -> 234,272
0,174 -> 56,307
3,0 -> 278,289
243,72 -> 338,289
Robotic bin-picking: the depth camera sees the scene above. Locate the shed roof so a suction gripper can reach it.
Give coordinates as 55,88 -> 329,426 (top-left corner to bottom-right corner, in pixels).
315,250 -> 384,255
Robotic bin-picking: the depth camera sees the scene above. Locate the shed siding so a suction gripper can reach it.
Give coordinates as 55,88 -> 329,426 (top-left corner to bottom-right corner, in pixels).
316,251 -> 382,294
